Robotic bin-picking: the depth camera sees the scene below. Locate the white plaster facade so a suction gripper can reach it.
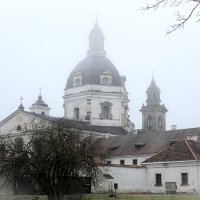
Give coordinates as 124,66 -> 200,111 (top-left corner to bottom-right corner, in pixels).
144,161 -> 200,194
98,166 -> 147,193
98,160 -> 200,194
107,154 -> 154,166
63,84 -> 129,127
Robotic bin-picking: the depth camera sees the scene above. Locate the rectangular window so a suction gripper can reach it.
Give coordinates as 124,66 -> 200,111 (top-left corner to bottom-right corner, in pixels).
120,160 -> 125,165
107,161 -> 111,165
181,173 -> 188,185
133,159 -> 138,165
87,99 -> 91,104
155,174 -> 162,186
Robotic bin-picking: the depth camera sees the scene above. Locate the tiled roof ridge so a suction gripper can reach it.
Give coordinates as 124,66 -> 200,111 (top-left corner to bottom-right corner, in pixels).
184,139 -> 198,160
143,138 -> 186,163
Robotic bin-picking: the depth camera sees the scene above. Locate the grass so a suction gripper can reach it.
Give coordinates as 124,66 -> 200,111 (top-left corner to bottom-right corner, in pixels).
0,194 -> 199,200
89,194 -> 200,200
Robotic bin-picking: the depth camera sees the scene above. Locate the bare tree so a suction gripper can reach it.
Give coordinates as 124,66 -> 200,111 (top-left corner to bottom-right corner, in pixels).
0,118 -> 106,200
143,0 -> 200,34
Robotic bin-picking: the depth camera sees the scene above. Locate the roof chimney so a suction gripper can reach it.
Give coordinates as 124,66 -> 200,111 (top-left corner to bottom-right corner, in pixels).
171,125 -> 177,130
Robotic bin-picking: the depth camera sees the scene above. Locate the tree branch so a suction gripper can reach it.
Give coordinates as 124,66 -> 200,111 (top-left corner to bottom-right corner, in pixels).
143,0 -> 200,34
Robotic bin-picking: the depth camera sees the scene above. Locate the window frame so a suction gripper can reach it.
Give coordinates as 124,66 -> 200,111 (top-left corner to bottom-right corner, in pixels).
120,160 -> 125,165
74,107 -> 80,119
155,173 -> 162,186
99,101 -> 113,120
133,159 -> 138,165
181,173 -> 188,186
73,73 -> 82,87
100,71 -> 112,85
107,160 -> 111,165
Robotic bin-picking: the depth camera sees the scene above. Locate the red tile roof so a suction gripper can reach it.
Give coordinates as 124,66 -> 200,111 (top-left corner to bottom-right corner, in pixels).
143,139 -> 200,163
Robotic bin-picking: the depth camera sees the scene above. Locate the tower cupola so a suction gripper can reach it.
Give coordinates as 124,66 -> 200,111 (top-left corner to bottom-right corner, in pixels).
146,77 -> 161,106
18,96 -> 24,111
29,91 -> 50,115
140,77 -> 168,132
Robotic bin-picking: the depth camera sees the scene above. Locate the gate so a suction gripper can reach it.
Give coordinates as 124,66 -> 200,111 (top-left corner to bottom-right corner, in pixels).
165,182 -> 177,194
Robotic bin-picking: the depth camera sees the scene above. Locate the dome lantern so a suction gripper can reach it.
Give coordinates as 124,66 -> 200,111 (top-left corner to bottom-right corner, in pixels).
87,22 -> 106,57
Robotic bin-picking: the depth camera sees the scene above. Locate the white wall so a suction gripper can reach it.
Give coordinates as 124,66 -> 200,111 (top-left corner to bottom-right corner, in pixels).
145,161 -> 200,194
99,166 -> 147,193
108,154 -> 153,166
63,88 -> 127,127
0,111 -> 35,134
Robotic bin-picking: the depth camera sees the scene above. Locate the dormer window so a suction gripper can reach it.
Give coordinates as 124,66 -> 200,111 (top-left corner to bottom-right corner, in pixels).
100,71 -> 112,85
73,73 -> 82,87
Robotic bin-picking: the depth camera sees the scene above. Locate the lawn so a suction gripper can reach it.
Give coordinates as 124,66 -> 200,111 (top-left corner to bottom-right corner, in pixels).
0,194 -> 199,200
90,194 -> 200,200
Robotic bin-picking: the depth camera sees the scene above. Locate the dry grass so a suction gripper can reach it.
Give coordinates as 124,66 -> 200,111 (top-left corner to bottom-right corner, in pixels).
0,194 -> 199,200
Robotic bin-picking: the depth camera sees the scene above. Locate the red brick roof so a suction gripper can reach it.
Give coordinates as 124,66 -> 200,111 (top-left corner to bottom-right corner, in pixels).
143,139 -> 200,163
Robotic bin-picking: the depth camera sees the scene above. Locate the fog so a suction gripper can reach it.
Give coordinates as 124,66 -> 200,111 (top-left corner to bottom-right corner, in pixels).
0,0 -> 199,130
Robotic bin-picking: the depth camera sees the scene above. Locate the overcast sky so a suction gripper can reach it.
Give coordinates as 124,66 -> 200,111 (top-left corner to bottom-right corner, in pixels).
0,0 -> 199,130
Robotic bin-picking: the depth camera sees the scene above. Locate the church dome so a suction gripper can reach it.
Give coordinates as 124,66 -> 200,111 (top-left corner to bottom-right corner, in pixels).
66,56 -> 122,88
66,22 -> 122,89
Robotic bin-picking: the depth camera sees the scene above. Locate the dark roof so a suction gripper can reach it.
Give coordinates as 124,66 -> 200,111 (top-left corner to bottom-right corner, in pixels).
143,139 -> 200,163
143,139 -> 196,163
186,140 -> 200,160
100,128 -> 200,156
103,174 -> 114,179
23,111 -> 127,136
66,56 -> 122,88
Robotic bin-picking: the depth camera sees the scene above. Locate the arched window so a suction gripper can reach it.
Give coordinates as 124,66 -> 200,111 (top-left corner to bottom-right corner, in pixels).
102,106 -> 109,119
158,116 -> 162,129
147,116 -> 152,129
74,107 -> 79,119
17,125 -> 22,131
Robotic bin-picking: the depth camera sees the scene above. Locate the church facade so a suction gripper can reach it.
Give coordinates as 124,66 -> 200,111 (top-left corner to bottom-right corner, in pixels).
1,22 -> 200,195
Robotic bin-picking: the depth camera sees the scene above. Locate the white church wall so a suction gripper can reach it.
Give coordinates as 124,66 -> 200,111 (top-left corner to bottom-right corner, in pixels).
108,154 -> 153,166
63,91 -> 125,127
145,161 -> 200,194
91,97 -> 121,126
99,166 -> 147,193
0,111 -> 35,134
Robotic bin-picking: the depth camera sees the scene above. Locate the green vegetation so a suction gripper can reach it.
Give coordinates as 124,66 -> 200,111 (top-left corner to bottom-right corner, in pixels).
0,194 -> 199,200
89,194 -> 200,200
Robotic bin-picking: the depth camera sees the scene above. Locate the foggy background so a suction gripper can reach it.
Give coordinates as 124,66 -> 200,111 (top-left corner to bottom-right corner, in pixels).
0,0 -> 199,130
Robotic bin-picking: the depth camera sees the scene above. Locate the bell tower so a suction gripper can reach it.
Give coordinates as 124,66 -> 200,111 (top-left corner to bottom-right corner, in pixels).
140,77 -> 168,131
